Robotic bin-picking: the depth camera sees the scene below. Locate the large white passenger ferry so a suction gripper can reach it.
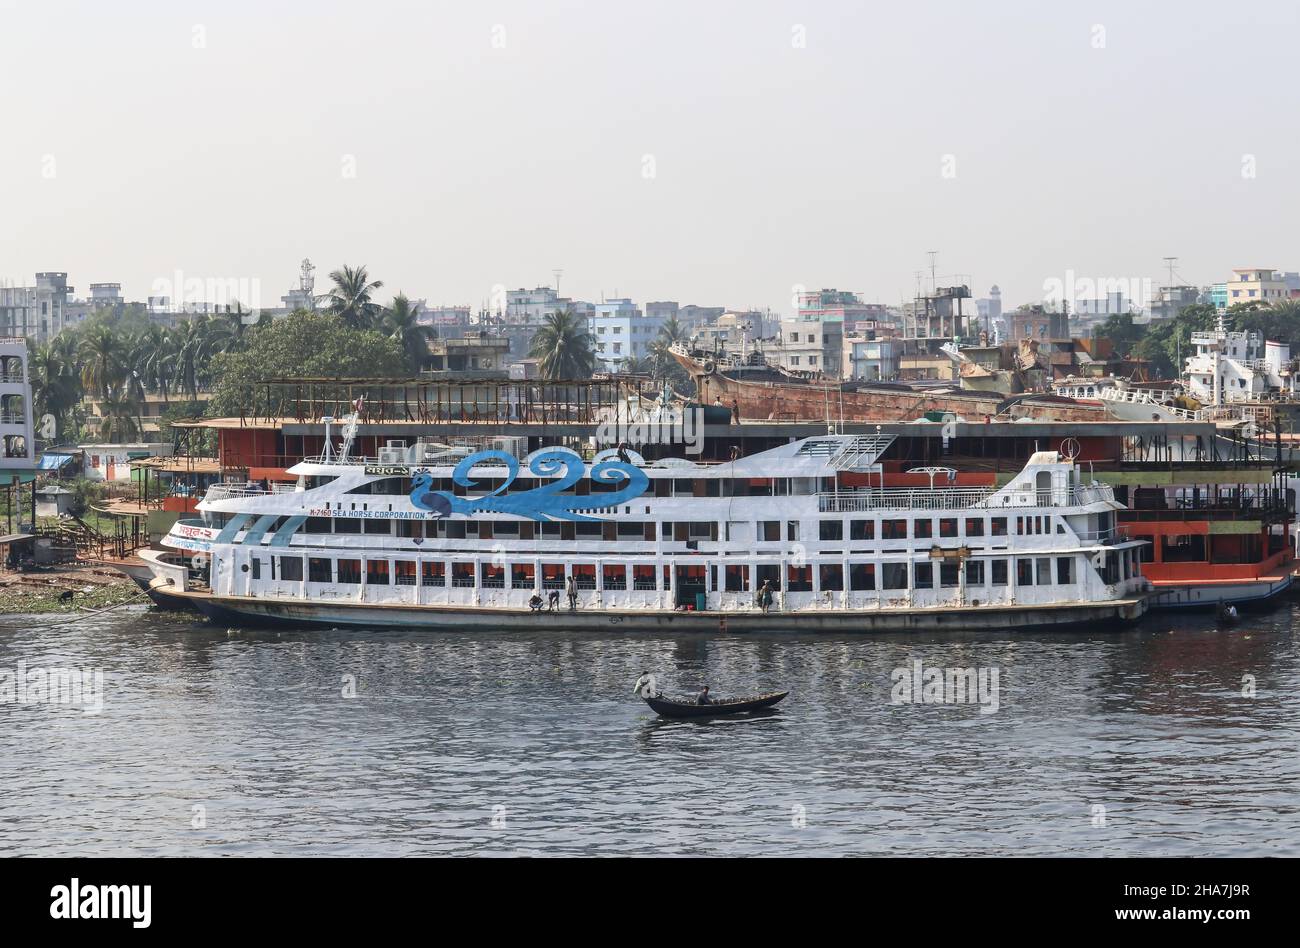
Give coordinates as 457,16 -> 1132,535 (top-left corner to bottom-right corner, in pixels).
143,423 -> 1149,631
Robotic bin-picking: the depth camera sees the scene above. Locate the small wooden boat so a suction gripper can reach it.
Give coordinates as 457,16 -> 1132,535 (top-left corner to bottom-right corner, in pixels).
1215,602 -> 1240,626
643,691 -> 788,718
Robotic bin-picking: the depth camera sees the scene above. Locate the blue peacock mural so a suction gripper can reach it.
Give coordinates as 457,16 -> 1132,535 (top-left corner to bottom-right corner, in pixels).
409,448 -> 648,522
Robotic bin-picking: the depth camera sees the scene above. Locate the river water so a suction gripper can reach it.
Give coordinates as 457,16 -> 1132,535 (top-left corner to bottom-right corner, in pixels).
1,602 -> 1297,856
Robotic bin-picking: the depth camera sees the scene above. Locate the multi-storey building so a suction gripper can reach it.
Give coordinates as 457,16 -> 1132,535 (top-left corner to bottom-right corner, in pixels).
1208,283 -> 1228,312
767,317 -> 842,378
416,305 -> 473,331
842,335 -> 899,381
504,286 -> 581,326
589,299 -> 665,371
1227,268 -> 1289,307
1,336 -> 36,473
0,273 -> 75,341
677,304 -> 725,333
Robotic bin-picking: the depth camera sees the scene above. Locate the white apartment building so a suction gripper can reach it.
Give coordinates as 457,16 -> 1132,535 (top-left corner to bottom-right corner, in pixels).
766,317 -> 843,378
1,337 -> 36,473
842,336 -> 899,382
588,299 -> 666,371
0,272 -> 74,341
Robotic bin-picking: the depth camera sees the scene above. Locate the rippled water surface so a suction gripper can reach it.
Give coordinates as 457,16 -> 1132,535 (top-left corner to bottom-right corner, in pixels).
1,602 -> 1298,856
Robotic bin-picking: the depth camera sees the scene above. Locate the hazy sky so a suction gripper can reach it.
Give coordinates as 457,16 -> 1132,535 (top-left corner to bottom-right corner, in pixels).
2,0 -> 1297,314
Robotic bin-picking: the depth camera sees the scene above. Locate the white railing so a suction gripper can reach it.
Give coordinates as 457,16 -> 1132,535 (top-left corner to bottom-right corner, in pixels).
1099,387 -> 1202,421
817,484 -> 1114,512
829,434 -> 896,471
204,482 -> 299,502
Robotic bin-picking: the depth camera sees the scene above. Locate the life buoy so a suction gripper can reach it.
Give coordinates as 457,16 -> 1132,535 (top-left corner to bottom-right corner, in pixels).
702,360 -> 716,374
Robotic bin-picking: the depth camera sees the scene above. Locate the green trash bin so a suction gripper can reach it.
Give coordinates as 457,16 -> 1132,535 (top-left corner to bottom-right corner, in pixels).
695,592 -> 706,612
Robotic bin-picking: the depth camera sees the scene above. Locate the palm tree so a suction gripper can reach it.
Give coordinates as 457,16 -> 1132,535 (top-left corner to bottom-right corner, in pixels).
209,307 -> 250,352
325,264 -> 384,331
96,384 -> 141,443
617,355 -> 653,376
529,309 -> 596,380
172,315 -> 218,400
648,315 -> 694,394
133,325 -> 177,404
381,294 -> 438,372
648,315 -> 687,367
78,324 -> 127,400
26,340 -> 81,434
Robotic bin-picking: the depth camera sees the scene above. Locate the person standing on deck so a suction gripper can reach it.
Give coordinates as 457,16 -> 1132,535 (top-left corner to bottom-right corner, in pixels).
757,579 -> 774,613
566,575 -> 578,611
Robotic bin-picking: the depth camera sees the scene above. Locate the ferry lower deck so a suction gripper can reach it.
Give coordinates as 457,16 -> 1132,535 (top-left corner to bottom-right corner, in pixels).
155,582 -> 1147,632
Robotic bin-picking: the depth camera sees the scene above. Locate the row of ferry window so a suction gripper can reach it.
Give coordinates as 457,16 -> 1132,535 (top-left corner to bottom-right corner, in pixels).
336,476 -> 834,498
250,550 -> 1140,590
291,514 -> 1075,542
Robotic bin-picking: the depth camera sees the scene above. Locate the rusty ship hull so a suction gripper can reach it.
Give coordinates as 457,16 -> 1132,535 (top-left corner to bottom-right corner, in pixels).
673,349 -> 1106,423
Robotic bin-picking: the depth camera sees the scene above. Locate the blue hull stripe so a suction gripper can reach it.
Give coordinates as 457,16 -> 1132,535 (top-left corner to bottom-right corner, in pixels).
214,513 -> 251,545
269,515 -> 307,547
241,515 -> 279,546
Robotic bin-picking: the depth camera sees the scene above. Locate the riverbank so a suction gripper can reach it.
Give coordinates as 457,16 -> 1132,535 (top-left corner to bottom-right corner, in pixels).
0,564 -> 138,615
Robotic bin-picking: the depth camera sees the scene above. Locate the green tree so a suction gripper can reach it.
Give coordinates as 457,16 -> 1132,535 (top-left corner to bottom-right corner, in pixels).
172,315 -> 220,400
617,355 -> 654,375
78,323 -> 127,399
209,307 -> 253,353
206,311 -> 407,417
646,316 -> 694,394
96,385 -> 141,443
325,264 -> 385,331
381,294 -> 437,372
1232,300 -> 1300,347
132,324 -> 177,403
25,339 -> 82,433
528,309 -> 596,380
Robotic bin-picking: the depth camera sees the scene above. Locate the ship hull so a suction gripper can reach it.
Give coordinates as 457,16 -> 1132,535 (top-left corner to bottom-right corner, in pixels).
167,588 -> 1147,633
1146,573 -> 1293,610
672,349 -> 1105,423
105,556 -> 197,610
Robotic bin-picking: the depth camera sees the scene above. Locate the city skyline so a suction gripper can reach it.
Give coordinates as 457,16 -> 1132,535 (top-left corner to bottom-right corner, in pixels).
3,1 -> 1298,314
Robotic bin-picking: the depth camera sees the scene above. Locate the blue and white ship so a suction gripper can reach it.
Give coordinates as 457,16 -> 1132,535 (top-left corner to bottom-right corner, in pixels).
143,416 -> 1148,631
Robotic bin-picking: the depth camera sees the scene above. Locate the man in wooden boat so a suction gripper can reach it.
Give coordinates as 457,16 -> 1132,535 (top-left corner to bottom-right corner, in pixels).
696,685 -> 711,705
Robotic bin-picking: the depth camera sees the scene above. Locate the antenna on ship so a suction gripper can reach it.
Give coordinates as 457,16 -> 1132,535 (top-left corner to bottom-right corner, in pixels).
338,396 -> 363,462
321,415 -> 335,462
